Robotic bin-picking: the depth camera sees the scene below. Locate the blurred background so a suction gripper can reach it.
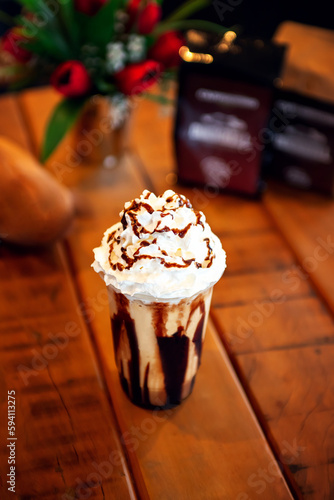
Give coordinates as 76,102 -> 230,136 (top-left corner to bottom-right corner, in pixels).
163,0 -> 333,38
1,0 -> 334,38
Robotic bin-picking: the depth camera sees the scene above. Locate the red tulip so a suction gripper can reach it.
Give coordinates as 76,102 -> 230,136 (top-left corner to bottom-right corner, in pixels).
51,61 -> 92,97
114,60 -> 162,95
149,31 -> 185,68
74,0 -> 107,16
1,29 -> 31,63
138,2 -> 161,34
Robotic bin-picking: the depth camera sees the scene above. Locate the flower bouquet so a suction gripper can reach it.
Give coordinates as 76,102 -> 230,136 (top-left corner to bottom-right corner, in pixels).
0,0 -> 225,163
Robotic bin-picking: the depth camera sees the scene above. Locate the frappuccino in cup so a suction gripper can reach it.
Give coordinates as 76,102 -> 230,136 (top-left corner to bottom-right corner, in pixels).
92,190 -> 226,407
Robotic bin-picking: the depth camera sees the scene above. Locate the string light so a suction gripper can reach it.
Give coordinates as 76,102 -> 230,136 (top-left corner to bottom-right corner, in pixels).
217,31 -> 237,52
179,46 -> 213,64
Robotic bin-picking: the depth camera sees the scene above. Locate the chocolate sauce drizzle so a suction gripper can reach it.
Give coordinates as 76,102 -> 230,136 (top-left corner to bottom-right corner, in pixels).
108,192 -> 213,272
203,238 -> 214,268
154,296 -> 206,406
156,330 -> 190,405
111,292 -> 142,404
107,230 -> 116,243
110,288 -> 207,408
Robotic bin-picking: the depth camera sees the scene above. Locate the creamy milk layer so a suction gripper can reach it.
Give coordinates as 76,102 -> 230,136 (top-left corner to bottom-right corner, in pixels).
92,189 -> 226,300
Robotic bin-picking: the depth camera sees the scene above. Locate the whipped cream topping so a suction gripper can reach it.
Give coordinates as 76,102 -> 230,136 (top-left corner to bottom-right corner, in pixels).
92,189 -> 226,300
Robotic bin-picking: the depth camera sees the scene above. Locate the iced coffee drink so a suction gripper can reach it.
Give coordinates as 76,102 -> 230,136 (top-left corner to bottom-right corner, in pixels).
92,190 -> 226,407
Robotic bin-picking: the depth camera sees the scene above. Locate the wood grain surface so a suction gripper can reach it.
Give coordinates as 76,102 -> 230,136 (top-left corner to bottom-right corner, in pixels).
1,85 -> 333,499
264,183 -> 334,314
0,97 -> 136,500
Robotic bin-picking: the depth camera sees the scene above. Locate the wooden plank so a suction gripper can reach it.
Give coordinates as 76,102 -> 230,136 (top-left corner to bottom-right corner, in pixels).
19,88 -> 294,498
210,215 -> 334,499
237,345 -> 334,499
208,187 -> 334,499
212,267 -> 313,308
264,183 -> 334,314
0,95 -> 135,500
221,231 -> 295,275
212,296 -> 334,354
0,244 -> 136,500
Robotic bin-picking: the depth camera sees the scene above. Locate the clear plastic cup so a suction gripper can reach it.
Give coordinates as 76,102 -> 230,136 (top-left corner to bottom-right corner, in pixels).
107,283 -> 213,408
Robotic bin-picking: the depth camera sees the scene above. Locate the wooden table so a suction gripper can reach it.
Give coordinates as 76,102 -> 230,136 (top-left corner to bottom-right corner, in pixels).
0,87 -> 333,500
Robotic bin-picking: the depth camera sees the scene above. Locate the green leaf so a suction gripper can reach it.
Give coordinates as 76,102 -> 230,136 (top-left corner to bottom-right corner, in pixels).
0,63 -> 30,86
16,0 -> 75,60
142,92 -> 175,106
58,1 -> 80,54
41,98 -> 86,163
15,0 -> 44,13
25,29 -> 72,60
94,79 -> 117,94
15,0 -> 59,22
79,0 -> 124,49
0,9 -> 15,25
7,74 -> 34,91
19,15 -> 72,60
24,37 -> 69,61
153,19 -> 228,37
164,0 -> 210,23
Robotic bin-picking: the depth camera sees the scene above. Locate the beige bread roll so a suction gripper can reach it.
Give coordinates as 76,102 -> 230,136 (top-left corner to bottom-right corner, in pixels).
0,136 -> 75,246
